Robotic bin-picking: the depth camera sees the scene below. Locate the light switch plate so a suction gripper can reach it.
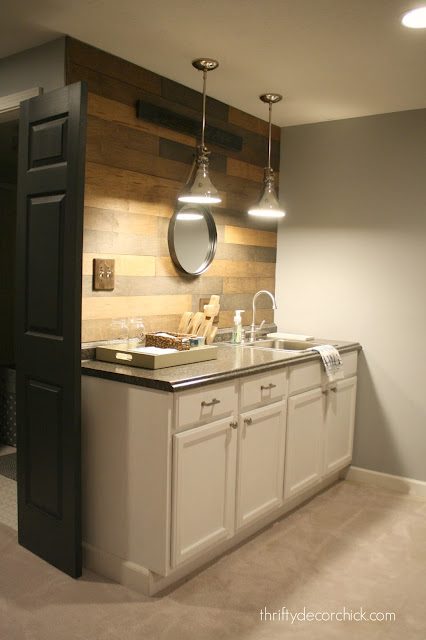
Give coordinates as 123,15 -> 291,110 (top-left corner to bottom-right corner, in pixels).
93,258 -> 115,290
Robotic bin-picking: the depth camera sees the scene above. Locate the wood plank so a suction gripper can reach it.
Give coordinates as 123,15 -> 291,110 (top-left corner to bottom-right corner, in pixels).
66,37 -> 161,96
82,314 -> 181,343
219,292 -> 276,312
84,207 -> 159,236
87,124 -> 190,183
82,254 -> 156,277
161,77 -> 229,122
228,106 -> 281,141
211,207 -> 278,232
223,277 -> 275,295
87,93 -> 198,147
84,161 -> 227,212
224,225 -> 277,248
226,158 -> 266,184
218,308 -> 274,329
82,295 -> 192,320
83,229 -> 168,257
87,93 -> 274,169
155,257 -> 275,278
137,100 -> 242,152
82,275 -> 224,298
159,138 -> 227,174
87,114 -> 159,159
68,63 -> 279,168
67,62 -> 156,110
215,243 -> 276,263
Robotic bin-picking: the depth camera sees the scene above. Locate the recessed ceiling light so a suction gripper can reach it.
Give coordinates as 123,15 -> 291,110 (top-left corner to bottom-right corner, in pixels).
401,7 -> 426,28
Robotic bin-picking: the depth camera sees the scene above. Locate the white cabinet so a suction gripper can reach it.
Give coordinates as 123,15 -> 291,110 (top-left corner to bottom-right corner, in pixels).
171,417 -> 237,567
284,388 -> 324,499
324,377 -> 357,475
81,346 -> 359,595
171,373 -> 288,564
236,401 -> 286,528
284,353 -> 358,501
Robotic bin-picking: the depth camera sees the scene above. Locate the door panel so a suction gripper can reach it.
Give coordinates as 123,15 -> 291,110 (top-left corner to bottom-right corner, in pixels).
16,82 -> 87,578
27,194 -> 65,334
171,417 -> 237,568
325,377 -> 357,475
237,401 -> 286,528
284,388 -> 324,499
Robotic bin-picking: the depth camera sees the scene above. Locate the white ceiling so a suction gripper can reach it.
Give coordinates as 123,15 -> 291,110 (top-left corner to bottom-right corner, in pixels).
0,0 -> 425,126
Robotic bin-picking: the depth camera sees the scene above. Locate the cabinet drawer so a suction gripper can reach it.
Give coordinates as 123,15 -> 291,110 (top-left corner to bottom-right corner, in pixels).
240,369 -> 287,411
289,360 -> 322,396
289,349 -> 359,395
176,380 -> 238,431
320,350 -> 358,385
340,351 -> 358,379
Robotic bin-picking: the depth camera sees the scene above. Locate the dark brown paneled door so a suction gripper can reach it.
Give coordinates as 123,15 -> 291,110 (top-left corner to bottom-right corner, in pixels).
15,82 -> 87,578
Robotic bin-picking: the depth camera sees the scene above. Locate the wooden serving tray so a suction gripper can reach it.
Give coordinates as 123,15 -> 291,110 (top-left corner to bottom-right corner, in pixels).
96,343 -> 218,370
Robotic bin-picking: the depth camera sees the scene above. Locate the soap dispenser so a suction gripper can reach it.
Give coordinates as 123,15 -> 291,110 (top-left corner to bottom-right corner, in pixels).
232,310 -> 245,344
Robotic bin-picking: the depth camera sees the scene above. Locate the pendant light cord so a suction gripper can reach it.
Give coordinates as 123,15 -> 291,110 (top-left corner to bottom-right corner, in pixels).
201,69 -> 207,150
268,101 -> 272,171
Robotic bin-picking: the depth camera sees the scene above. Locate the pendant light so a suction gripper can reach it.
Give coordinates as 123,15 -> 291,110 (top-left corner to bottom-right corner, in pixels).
248,94 -> 285,218
178,58 -> 222,205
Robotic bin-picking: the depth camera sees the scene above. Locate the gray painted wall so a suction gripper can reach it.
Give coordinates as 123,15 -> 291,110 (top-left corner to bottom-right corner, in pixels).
0,38 -> 65,99
276,109 -> 426,482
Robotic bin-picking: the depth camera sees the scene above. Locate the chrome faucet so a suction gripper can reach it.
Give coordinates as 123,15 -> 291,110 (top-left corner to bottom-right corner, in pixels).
247,290 -> 277,342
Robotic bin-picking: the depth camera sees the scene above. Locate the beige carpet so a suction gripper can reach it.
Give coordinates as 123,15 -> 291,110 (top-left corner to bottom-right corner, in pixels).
0,481 -> 425,640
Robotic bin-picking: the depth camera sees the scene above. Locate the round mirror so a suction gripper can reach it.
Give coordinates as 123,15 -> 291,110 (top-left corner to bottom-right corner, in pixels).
168,204 -> 217,275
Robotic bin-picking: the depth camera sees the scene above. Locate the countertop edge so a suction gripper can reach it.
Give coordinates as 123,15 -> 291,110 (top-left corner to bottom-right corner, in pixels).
81,342 -> 362,392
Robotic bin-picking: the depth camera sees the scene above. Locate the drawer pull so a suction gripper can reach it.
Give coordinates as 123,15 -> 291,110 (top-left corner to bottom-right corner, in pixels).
230,420 -> 238,429
322,390 -> 329,396
261,383 -> 276,391
331,387 -> 337,393
116,352 -> 133,361
201,397 -> 221,407
244,417 -> 252,425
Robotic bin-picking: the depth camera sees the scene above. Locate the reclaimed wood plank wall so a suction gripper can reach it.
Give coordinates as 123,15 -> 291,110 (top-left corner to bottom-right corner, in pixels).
65,38 -> 280,343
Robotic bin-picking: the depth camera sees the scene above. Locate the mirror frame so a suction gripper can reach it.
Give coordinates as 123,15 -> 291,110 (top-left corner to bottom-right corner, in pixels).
168,204 -> 217,275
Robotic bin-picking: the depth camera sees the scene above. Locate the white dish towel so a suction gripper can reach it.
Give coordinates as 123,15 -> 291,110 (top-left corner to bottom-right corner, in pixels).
310,345 -> 344,382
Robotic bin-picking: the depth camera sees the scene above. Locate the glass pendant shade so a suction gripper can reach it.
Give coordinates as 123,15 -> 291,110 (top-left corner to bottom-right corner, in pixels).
178,146 -> 221,204
248,168 -> 285,218
248,93 -> 285,218
177,58 -> 221,205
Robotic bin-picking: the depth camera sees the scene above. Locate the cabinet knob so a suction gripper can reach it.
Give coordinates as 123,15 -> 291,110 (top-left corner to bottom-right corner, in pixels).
261,383 -> 276,391
201,397 -> 221,407
331,387 -> 337,393
229,420 -> 238,429
322,390 -> 329,396
244,417 -> 252,425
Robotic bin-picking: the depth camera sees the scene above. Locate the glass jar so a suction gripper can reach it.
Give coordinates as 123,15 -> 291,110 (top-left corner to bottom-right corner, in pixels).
128,317 -> 146,349
109,317 -> 129,348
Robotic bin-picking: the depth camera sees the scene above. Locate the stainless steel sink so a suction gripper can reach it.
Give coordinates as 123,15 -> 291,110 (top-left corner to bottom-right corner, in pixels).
244,338 -> 339,353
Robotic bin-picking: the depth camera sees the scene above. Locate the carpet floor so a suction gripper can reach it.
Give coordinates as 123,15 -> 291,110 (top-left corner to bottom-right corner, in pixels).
0,480 -> 425,640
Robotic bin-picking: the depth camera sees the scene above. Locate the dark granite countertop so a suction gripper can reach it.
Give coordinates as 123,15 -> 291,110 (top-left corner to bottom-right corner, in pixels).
81,339 -> 361,392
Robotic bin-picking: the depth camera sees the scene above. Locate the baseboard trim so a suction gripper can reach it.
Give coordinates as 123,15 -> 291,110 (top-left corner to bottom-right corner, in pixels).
343,466 -> 426,497
83,471 -> 342,596
83,543 -> 152,595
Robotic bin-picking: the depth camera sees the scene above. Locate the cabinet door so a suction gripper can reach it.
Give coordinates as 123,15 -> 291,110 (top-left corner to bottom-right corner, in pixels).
284,388 -> 324,500
171,417 -> 237,567
236,401 -> 286,529
324,377 -> 357,475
